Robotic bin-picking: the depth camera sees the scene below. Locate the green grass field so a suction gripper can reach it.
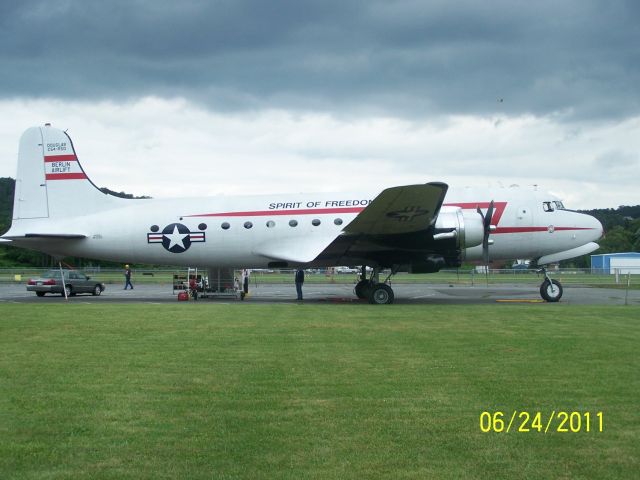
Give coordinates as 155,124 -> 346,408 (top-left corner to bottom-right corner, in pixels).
1,304 -> 638,479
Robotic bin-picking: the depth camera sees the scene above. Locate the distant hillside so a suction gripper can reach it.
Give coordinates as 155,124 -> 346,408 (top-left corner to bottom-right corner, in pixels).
579,205 -> 640,231
0,177 -> 14,235
99,187 -> 152,199
577,206 -> 640,262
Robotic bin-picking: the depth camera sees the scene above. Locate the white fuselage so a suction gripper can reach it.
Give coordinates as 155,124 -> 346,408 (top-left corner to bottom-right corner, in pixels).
15,184 -> 602,268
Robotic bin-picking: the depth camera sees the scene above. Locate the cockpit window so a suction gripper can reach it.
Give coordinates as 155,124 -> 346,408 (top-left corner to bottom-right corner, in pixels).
543,200 -> 566,212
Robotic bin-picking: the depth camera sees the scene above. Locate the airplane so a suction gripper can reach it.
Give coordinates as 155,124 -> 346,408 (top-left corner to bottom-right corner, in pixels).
1,124 -> 603,304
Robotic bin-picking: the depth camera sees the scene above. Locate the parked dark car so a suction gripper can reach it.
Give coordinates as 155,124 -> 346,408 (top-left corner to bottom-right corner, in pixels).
27,269 -> 106,297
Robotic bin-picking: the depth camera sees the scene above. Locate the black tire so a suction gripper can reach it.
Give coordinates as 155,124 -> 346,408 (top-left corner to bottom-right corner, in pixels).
36,292 -> 45,297
63,285 -> 73,297
368,284 -> 394,305
354,280 -> 371,299
92,285 -> 102,296
540,279 -> 563,302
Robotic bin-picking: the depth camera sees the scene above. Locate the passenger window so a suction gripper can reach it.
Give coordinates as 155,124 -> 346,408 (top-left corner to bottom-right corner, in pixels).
266,220 -> 275,228
312,219 -> 321,226
289,220 -> 298,227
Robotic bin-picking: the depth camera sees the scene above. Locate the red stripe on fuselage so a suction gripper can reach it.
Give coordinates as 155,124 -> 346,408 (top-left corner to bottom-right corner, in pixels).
494,226 -> 595,234
185,207 -> 365,217
443,201 -> 507,225
189,202 -> 505,219
184,203 -> 596,235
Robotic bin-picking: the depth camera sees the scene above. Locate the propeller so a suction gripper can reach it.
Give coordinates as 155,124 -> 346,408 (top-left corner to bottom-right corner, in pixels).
477,200 -> 495,284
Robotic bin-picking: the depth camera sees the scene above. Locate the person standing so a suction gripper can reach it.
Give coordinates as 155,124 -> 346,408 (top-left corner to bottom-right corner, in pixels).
295,269 -> 304,301
241,269 -> 250,300
124,264 -> 134,290
189,276 -> 198,301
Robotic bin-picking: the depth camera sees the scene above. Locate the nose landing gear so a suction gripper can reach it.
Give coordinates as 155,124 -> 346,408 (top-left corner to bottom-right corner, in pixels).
538,267 -> 563,302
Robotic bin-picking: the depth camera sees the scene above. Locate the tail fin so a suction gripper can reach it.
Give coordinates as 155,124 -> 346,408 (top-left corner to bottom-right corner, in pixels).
13,124 -> 122,221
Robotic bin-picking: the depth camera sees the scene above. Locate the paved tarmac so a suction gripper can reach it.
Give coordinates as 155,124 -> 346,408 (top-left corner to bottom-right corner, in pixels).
1,282 -> 638,306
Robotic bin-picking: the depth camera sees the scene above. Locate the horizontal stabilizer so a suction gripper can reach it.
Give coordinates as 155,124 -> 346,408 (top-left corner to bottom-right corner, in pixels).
25,233 -> 87,239
2,233 -> 87,240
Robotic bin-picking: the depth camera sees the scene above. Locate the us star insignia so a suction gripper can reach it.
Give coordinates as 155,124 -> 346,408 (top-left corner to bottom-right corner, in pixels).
147,223 -> 206,253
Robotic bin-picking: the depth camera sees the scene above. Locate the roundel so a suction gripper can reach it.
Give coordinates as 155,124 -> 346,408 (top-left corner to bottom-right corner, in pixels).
162,223 -> 192,253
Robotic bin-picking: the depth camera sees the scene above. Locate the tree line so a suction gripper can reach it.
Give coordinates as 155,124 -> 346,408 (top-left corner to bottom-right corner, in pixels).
1,177 -> 638,268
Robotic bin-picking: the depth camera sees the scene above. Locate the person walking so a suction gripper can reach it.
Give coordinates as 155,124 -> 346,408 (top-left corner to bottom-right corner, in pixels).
124,264 -> 134,290
295,269 -> 304,301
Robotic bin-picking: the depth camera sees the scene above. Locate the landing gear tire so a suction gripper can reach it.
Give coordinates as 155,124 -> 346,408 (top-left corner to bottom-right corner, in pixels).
540,279 -> 563,302
355,280 -> 371,299
368,284 -> 394,305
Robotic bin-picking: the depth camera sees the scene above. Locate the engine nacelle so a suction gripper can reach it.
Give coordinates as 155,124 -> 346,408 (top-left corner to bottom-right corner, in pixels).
433,206 -> 484,250
408,207 -> 485,273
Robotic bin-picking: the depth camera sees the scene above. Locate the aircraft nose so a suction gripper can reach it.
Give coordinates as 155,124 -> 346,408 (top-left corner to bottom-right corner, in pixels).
586,214 -> 603,242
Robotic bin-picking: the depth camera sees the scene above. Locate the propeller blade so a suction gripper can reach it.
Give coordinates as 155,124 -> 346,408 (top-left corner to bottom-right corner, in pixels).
483,236 -> 490,264
484,200 -> 495,231
480,200 -> 495,268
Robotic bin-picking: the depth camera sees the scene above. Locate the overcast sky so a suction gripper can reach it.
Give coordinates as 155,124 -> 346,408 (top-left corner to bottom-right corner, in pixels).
1,0 -> 638,208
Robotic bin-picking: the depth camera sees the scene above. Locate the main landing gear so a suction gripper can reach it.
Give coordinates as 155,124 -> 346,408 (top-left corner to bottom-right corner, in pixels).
354,265 -> 564,304
538,267 -> 563,302
354,266 -> 396,305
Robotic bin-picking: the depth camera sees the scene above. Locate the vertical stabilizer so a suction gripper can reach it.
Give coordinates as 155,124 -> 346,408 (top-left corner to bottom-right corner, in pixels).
12,124 -> 124,221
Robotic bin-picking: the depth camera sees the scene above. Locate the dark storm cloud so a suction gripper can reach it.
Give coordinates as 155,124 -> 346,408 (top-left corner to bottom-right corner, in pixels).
1,0 -> 639,120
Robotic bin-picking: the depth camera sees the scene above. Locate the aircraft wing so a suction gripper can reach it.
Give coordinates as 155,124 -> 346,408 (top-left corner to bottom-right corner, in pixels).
343,183 -> 448,235
314,182 -> 449,265
254,183 -> 448,265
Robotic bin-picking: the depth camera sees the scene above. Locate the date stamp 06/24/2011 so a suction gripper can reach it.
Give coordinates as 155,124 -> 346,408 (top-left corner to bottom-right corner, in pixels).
480,411 -> 604,433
